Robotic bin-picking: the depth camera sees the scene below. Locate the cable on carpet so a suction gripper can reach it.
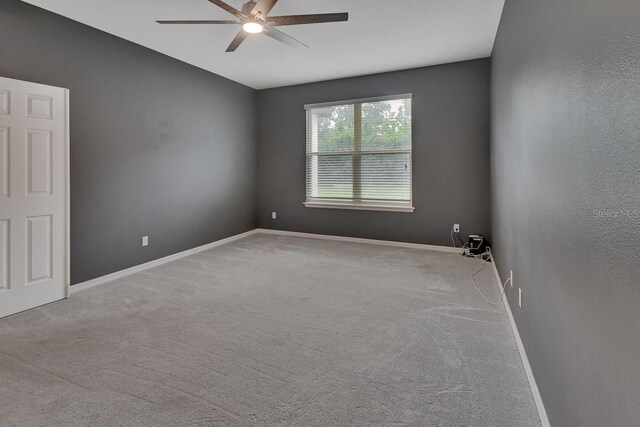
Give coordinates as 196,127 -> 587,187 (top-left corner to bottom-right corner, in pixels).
467,247 -> 511,306
449,226 -> 510,305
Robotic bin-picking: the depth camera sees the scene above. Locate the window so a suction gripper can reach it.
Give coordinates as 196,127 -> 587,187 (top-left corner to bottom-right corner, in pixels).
305,94 -> 413,212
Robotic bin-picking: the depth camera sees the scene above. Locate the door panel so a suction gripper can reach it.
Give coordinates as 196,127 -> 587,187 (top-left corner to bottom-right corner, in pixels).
0,219 -> 7,290
0,127 -> 8,197
0,90 -> 8,115
27,129 -> 53,195
0,76 -> 68,318
26,94 -> 53,120
27,215 -> 52,283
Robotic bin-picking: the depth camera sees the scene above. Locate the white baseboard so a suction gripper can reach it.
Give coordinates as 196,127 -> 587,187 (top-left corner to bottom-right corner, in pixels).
256,228 -> 462,253
490,257 -> 550,427
70,229 -> 259,294
71,228 -> 461,294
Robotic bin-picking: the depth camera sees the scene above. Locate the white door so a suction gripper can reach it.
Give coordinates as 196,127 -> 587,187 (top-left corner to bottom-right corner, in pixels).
0,76 -> 69,318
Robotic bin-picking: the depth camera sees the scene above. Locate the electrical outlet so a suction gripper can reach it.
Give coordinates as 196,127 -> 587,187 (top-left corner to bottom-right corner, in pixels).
519,288 -> 522,308
453,224 -> 460,233
271,212 -> 277,220
510,270 -> 514,287
142,235 -> 149,247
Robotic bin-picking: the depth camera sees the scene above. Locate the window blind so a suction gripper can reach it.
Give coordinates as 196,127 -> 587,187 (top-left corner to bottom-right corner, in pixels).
305,94 -> 413,211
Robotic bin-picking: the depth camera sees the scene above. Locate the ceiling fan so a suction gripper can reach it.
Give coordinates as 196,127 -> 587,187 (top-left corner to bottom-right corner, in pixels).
157,0 -> 349,52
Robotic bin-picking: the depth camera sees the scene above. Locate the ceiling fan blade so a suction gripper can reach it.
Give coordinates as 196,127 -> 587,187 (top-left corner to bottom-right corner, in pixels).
226,30 -> 249,52
156,20 -> 238,25
250,0 -> 279,17
208,0 -> 244,18
241,1 -> 257,15
266,13 -> 349,26
263,27 -> 308,49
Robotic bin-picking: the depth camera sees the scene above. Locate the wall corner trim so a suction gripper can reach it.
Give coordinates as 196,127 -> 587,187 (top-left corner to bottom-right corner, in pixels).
70,229 -> 260,294
490,256 -> 551,427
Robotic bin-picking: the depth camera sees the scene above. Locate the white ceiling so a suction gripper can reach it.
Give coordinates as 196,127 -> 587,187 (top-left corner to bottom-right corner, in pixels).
23,0 -> 505,89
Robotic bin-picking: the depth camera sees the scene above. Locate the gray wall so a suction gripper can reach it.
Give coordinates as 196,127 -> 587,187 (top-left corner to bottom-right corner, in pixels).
257,60 -> 491,246
0,1 -> 257,284
491,0 -> 640,425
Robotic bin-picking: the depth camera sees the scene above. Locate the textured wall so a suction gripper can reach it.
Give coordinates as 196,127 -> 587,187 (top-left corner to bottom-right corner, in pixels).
0,1 -> 257,284
257,59 -> 491,246
491,0 -> 640,425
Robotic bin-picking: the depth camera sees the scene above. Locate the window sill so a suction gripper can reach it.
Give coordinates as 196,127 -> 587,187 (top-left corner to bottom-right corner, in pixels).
303,202 -> 415,213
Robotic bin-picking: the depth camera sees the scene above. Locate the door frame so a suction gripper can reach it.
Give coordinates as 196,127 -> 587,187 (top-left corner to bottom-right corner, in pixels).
63,88 -> 70,297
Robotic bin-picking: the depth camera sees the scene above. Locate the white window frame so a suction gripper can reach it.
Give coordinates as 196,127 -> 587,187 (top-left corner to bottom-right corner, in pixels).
304,94 -> 414,213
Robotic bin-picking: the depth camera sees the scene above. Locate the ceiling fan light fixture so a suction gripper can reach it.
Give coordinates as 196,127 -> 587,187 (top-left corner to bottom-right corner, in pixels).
243,21 -> 264,33
157,1 -> 349,52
